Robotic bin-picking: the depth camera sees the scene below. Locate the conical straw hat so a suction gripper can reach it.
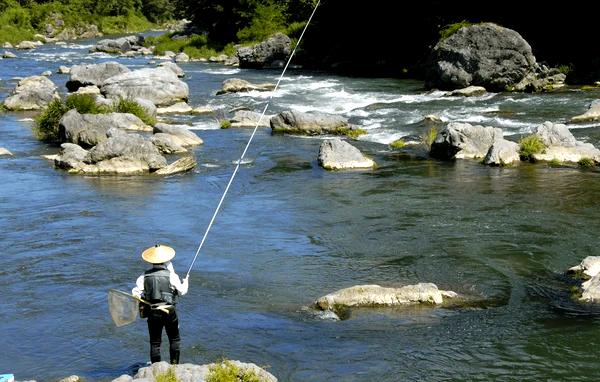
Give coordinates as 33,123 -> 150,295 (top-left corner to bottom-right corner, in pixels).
142,244 -> 175,264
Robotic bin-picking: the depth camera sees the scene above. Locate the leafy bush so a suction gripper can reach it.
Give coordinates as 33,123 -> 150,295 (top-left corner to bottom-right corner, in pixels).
236,2 -> 286,44
114,97 -> 156,125
390,139 -> 406,149
518,135 -> 546,162
206,360 -> 261,382
155,366 -> 179,382
34,98 -> 67,142
220,119 -> 232,129
439,20 -> 473,41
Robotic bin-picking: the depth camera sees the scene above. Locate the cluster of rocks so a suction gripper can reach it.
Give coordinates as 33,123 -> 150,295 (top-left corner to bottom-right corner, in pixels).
428,121 -> 600,166
568,257 -> 600,302
90,35 -> 152,56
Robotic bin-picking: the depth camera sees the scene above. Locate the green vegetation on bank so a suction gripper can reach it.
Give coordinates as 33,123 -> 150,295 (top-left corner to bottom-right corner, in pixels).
0,0 -> 172,44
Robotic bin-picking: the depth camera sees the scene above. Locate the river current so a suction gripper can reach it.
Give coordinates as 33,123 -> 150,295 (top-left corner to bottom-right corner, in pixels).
2,36 -> 600,381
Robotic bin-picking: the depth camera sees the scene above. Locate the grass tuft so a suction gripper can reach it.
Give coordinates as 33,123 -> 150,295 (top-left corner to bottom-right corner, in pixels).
206,360 -> 261,382
422,126 -> 438,149
155,366 -> 179,382
220,119 -> 232,129
518,135 -> 546,162
578,157 -> 595,168
33,98 -> 67,142
113,97 -> 156,125
390,139 -> 406,149
439,20 -> 473,41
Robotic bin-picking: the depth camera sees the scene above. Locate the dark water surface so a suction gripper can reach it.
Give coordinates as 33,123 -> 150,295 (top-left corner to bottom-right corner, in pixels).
2,37 -> 600,381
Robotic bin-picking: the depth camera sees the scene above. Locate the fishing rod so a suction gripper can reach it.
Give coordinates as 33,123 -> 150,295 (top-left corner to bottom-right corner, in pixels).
185,0 -> 322,278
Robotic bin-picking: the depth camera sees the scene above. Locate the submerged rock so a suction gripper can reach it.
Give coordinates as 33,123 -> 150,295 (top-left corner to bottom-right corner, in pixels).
318,138 -> 376,170
315,283 -> 458,315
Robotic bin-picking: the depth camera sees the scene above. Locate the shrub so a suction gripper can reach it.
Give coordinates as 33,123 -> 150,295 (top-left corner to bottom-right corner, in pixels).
155,366 -> 179,382
518,135 -> 546,162
578,157 -> 595,168
548,158 -> 562,166
113,97 -> 156,125
34,98 -> 67,142
236,2 -> 286,44
390,139 -> 406,149
206,360 -> 261,382
439,20 -> 473,41
558,64 -> 573,75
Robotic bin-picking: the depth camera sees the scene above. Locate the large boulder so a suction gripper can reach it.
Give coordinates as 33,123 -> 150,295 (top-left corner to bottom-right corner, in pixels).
568,257 -> 600,303
318,138 -> 376,170
315,283 -> 458,317
270,110 -> 361,137
121,360 -> 277,382
230,110 -> 273,128
430,122 -> 503,160
66,62 -> 130,92
3,76 -> 59,110
91,35 -> 143,53
570,100 -> 600,123
531,121 -> 600,163
426,23 -> 537,91
101,68 -> 189,106
59,110 -> 151,147
237,33 -> 291,69
153,123 -> 203,146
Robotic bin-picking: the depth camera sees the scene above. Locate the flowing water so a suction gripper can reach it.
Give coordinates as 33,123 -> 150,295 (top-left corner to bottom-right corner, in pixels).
2,36 -> 600,381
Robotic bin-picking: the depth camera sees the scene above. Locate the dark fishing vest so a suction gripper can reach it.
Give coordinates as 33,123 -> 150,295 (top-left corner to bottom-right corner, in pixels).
143,267 -> 178,305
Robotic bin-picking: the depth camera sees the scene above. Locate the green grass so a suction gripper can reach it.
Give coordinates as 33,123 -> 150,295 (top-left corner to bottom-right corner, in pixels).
518,135 -> 546,162
65,93 -> 108,114
439,20 -> 474,41
390,139 -> 406,149
422,126 -> 438,149
146,33 -> 236,59
220,119 -> 232,129
155,366 -> 179,382
113,97 -> 156,125
578,157 -> 596,168
33,98 -> 67,142
334,127 -> 367,139
558,64 -> 573,75
548,158 -> 562,167
206,360 -> 261,382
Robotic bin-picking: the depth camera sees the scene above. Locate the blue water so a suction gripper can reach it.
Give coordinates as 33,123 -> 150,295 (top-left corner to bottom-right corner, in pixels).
2,35 -> 600,381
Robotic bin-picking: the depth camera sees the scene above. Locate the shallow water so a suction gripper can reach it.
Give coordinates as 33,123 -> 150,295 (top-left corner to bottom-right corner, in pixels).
2,36 -> 600,381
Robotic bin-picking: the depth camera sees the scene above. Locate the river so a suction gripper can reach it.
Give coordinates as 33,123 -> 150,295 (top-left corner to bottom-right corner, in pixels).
2,36 -> 600,381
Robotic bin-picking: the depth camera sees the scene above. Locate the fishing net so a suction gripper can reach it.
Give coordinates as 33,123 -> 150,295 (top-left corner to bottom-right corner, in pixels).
108,289 -> 140,327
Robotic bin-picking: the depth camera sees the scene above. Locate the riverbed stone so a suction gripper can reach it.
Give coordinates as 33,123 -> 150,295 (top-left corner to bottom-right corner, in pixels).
3,75 -> 59,110
216,78 -> 275,95
237,32 -> 291,69
426,23 -> 537,91
66,61 -> 130,91
483,139 -> 520,166
16,40 -> 37,50
101,68 -> 189,106
155,156 -> 197,175
569,256 -> 600,278
151,133 -> 188,154
156,102 -> 193,114
448,86 -> 487,97
230,110 -> 273,128
531,121 -> 600,163
153,123 -> 203,146
157,61 -> 185,77
318,138 -> 376,170
570,100 -> 600,123
130,361 -> 276,382
270,110 -> 359,136
315,283 -> 458,314
0,147 -> 13,156
430,122 -> 503,160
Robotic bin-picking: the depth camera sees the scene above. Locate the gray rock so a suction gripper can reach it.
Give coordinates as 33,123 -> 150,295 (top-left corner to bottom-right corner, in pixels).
16,41 -> 37,49
155,156 -> 197,175
448,86 -> 487,97
153,124 -> 203,146
59,110 -> 151,147
2,51 -> 16,58
101,68 -> 189,106
3,75 -> 59,110
216,78 -> 275,95
151,133 -> 188,154
237,32 -> 291,69
130,361 -> 276,382
430,122 -> 503,160
134,98 -> 157,118
531,121 -> 600,163
571,101 -> 600,123
58,65 -> 71,74
54,143 -> 89,170
0,147 -> 13,156
230,110 -> 273,128
174,52 -> 189,62
156,102 -> 193,114
318,138 -> 376,170
315,283 -> 458,313
270,110 -> 355,136
66,61 -> 130,92
426,23 -> 537,91
157,61 -> 185,77
91,35 -> 143,53
483,139 -> 520,166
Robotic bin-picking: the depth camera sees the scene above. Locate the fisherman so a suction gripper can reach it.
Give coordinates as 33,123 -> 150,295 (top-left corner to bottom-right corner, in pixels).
132,244 -> 189,364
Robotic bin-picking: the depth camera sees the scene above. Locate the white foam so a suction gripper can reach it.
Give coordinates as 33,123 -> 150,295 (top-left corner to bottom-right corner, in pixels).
201,68 -> 241,75
361,131 -> 408,144
190,121 -> 220,130
18,118 -> 34,122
